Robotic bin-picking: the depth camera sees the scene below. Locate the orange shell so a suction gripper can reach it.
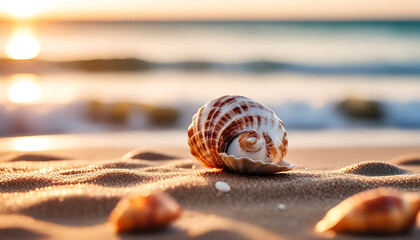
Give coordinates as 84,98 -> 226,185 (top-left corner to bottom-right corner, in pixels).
109,191 -> 182,233
315,188 -> 420,235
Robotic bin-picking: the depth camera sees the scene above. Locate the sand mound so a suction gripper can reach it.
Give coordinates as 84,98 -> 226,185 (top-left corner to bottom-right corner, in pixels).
0,169 -> 159,193
0,151 -> 419,239
0,227 -> 47,240
122,150 -> 178,160
18,195 -> 120,226
393,154 -> 420,166
0,153 -> 66,162
336,161 -> 409,176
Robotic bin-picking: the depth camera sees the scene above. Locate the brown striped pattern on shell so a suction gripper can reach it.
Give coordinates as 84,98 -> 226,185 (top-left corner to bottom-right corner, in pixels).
238,130 -> 263,152
187,95 -> 288,170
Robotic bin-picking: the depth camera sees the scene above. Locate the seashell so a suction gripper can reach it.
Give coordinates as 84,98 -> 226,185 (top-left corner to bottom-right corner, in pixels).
187,95 -> 294,174
109,191 -> 182,233
315,188 -> 420,235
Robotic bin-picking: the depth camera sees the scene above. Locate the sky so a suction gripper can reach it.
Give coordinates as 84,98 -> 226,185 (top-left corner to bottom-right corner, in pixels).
0,0 -> 420,21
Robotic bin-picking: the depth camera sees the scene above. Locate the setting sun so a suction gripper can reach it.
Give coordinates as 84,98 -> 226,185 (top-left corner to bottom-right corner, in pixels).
0,0 -> 43,18
5,27 -> 41,60
8,74 -> 43,104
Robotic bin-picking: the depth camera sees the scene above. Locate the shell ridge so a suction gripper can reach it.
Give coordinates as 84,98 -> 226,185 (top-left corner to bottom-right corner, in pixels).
203,96 -> 239,167
215,99 -> 279,159
214,101 -> 250,152
215,99 -> 263,142
194,106 -> 217,168
193,108 -> 208,165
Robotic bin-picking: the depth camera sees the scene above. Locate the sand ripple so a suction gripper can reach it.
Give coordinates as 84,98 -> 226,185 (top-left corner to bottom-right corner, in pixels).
18,195 -> 120,225
393,154 -> 420,166
0,227 -> 47,240
122,150 -> 178,160
0,153 -> 66,162
336,161 -> 409,176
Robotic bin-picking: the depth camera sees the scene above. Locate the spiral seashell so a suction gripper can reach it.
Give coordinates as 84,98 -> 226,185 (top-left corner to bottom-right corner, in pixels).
187,95 -> 294,174
315,188 -> 420,235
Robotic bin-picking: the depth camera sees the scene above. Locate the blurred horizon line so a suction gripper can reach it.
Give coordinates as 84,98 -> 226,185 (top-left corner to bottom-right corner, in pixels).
1,18 -> 420,24
2,57 -> 420,76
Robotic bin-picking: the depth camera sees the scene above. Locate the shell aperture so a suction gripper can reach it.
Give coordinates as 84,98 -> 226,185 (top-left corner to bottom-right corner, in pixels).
226,131 -> 267,162
187,95 -> 294,174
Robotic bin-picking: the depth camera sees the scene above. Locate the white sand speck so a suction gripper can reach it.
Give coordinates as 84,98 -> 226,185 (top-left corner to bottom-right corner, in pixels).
277,204 -> 286,210
215,181 -> 231,193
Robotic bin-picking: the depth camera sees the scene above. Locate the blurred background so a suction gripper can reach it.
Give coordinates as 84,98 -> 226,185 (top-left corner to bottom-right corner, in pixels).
0,0 -> 420,148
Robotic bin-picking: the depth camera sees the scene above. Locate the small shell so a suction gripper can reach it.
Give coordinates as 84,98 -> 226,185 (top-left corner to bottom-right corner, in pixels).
187,95 -> 294,174
315,188 -> 420,235
109,191 -> 182,233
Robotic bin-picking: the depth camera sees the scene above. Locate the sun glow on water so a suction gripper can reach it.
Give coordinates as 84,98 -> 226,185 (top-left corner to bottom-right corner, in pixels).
5,27 -> 41,60
8,74 -> 43,104
11,137 -> 49,151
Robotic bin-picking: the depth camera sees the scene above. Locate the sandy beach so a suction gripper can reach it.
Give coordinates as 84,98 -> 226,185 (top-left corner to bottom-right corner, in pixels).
1,1 -> 419,239
0,133 -> 419,240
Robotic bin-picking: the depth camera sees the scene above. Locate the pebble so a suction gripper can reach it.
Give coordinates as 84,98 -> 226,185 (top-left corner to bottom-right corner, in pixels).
215,181 -> 231,193
277,204 -> 286,210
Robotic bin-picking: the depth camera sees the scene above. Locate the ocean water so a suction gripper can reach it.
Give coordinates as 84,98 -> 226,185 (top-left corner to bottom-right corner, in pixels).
1,21 -> 420,64
0,21 -> 420,136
